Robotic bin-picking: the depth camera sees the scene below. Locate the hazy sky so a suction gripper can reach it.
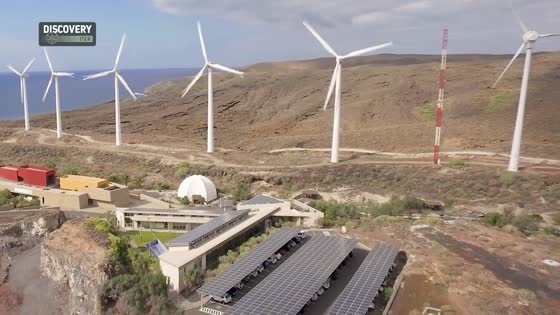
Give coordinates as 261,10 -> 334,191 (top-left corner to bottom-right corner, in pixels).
0,0 -> 559,72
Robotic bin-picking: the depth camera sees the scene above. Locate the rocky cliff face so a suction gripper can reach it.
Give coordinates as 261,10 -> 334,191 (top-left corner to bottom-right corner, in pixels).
0,211 -> 66,253
41,219 -> 110,315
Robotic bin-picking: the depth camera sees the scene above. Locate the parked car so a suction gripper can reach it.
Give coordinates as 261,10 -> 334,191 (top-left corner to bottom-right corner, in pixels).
369,302 -> 375,310
323,278 -> 331,289
297,230 -> 306,240
310,292 -> 318,301
235,281 -> 244,289
267,255 -> 278,264
211,293 -> 232,304
316,287 -> 325,296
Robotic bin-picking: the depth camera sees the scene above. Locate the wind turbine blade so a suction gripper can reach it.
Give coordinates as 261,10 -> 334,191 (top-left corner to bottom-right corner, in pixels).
492,42 -> 525,88
22,58 -> 35,74
83,70 -> 114,80
20,77 -> 24,104
323,63 -> 340,110
6,65 -> 21,76
181,66 -> 206,98
42,75 -> 54,102
540,33 -> 560,38
208,63 -> 244,76
342,42 -> 393,59
197,21 -> 208,63
134,92 -> 146,96
513,10 -> 529,33
115,33 -> 126,68
115,72 -> 137,101
54,72 -> 74,77
303,20 -> 338,57
44,48 -> 53,72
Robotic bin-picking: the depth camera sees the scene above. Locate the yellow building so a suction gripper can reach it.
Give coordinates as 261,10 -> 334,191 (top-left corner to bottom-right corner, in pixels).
60,175 -> 109,191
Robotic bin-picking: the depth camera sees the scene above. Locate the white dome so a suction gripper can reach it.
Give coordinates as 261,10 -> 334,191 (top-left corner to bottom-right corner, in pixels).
177,175 -> 217,203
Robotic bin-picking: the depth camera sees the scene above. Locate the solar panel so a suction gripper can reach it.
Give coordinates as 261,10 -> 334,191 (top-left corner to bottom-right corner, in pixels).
328,244 -> 399,315
198,228 -> 300,297
239,195 -> 283,205
146,239 -> 168,258
168,209 -> 249,248
227,236 -> 358,315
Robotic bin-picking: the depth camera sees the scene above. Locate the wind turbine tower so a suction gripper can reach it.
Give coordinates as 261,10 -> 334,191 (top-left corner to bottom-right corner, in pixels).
6,59 -> 35,131
433,29 -> 448,165
181,21 -> 244,154
42,48 -> 74,139
492,12 -> 560,172
83,34 -> 137,146
303,21 -> 392,163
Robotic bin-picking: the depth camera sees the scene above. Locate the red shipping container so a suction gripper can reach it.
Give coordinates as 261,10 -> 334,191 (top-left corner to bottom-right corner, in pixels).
18,165 -> 56,187
0,166 -> 20,182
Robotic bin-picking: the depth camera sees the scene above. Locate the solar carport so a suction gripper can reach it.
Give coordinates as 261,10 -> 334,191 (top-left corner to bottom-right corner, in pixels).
226,236 -> 358,315
328,244 -> 399,315
167,209 -> 249,249
198,228 -> 300,298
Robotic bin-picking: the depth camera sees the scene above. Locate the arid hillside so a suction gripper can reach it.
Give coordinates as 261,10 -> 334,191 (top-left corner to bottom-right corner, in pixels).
2,53 -> 560,157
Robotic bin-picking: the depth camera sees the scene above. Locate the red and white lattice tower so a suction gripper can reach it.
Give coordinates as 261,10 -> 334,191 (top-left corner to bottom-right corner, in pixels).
433,29 -> 448,165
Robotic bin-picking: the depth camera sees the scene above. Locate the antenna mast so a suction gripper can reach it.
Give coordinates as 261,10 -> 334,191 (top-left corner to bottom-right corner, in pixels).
433,29 -> 448,165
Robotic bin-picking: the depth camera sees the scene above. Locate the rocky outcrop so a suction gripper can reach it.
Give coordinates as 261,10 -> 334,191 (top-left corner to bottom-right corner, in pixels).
41,219 -> 111,315
0,211 -> 66,253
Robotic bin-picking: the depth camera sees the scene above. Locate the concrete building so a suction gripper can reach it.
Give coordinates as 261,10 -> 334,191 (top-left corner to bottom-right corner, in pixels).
0,178 -> 129,210
0,165 -> 56,187
115,207 -> 229,232
237,195 -> 324,227
159,207 -> 278,291
177,175 -> 217,203
60,175 -> 109,191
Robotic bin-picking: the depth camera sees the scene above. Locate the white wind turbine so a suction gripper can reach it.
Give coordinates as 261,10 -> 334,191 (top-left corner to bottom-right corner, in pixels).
303,21 -> 392,163
181,21 -> 244,154
42,48 -> 74,139
492,12 -> 560,172
83,34 -> 137,146
6,58 -> 35,131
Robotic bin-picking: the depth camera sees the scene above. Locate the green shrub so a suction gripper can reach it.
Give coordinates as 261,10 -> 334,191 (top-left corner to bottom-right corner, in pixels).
88,217 -> 117,235
502,224 -> 519,234
415,216 -> 444,226
544,226 -> 560,237
0,189 -> 14,206
63,166 -> 81,175
448,159 -> 466,168
176,162 -> 189,179
178,196 -> 190,205
517,289 -> 536,304
231,182 -> 253,203
500,173 -> 516,187
384,287 -> 394,303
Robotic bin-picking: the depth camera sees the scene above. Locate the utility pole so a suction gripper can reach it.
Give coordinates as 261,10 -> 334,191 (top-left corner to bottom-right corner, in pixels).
433,29 -> 448,165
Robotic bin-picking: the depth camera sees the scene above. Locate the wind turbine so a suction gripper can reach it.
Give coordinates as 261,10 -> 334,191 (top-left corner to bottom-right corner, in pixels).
181,21 -> 244,154
42,48 -> 74,139
83,34 -> 137,146
492,12 -> 560,172
303,21 -> 392,163
6,58 -> 35,131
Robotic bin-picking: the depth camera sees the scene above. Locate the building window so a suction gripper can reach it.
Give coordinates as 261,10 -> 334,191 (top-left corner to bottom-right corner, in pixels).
173,223 -> 186,230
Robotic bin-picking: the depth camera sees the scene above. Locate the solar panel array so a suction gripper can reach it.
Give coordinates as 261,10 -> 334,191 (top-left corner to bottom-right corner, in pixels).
328,244 -> 399,315
167,209 -> 249,247
198,228 -> 300,297
227,236 -> 358,315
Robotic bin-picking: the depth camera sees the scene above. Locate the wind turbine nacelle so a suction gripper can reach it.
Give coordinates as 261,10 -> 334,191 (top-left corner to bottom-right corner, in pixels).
523,31 -> 539,43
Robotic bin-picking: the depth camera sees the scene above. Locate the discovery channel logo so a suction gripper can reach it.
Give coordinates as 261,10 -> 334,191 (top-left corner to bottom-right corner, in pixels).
39,22 -> 96,46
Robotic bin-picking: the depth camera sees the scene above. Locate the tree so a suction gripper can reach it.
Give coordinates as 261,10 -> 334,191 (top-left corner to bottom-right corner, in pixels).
182,269 -> 203,292
232,182 -> 253,203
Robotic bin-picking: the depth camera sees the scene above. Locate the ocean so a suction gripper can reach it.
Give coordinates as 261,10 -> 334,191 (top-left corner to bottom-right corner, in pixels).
0,68 -> 197,121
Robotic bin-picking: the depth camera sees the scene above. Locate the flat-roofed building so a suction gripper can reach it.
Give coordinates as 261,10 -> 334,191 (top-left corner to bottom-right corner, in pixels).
237,195 -> 324,227
60,175 -> 109,191
115,207 -> 228,232
0,166 -> 20,182
17,165 -> 56,187
159,206 -> 279,291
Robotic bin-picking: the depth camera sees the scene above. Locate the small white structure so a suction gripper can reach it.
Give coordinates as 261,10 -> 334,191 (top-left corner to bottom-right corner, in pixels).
178,175 -> 218,203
